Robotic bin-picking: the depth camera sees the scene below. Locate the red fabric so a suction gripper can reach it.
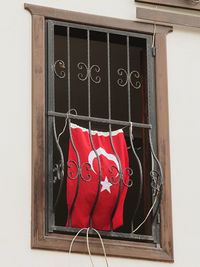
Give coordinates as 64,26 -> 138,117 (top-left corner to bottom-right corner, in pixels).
66,123 -> 129,230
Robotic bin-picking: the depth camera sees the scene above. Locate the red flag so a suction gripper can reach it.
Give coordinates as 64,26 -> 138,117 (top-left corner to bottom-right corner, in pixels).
66,123 -> 129,230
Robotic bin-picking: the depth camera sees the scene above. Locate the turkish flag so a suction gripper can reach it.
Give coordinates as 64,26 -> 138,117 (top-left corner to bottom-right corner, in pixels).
66,123 -> 129,231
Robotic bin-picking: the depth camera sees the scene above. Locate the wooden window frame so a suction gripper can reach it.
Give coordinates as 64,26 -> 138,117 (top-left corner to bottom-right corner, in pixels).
25,3 -> 173,262
135,0 -> 200,11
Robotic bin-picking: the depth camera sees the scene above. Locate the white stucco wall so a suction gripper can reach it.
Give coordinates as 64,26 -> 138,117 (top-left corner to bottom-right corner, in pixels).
0,0 -> 200,266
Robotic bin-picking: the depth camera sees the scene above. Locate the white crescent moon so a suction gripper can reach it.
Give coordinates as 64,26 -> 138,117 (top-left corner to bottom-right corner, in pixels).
88,147 -> 119,174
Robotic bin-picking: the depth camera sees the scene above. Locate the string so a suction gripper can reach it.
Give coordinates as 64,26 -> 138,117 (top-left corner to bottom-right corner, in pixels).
129,122 -> 160,234
68,227 -> 109,267
57,108 -> 78,143
87,228 -> 109,267
151,23 -> 156,49
69,228 -> 87,253
132,195 -> 158,234
86,228 -> 95,267
151,5 -> 157,49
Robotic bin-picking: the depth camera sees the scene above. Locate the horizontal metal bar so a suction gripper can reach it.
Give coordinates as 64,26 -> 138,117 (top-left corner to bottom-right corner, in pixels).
48,111 -> 152,129
52,226 -> 155,242
48,19 -> 153,41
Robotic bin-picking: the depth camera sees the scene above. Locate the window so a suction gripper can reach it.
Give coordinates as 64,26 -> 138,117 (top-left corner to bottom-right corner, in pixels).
135,0 -> 200,10
25,3 -> 173,262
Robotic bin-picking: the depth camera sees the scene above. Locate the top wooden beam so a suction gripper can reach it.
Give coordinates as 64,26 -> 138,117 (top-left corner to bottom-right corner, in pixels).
135,0 -> 200,11
24,3 -> 172,34
136,7 -> 200,28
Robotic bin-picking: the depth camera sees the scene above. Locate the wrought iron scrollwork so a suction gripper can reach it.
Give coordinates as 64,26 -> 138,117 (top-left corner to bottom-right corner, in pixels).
54,59 -> 66,79
108,165 -> 119,185
150,170 -> 162,197
148,129 -> 163,222
80,162 -> 92,182
53,162 -> 64,184
108,166 -> 134,187
148,130 -> 163,195
129,123 -> 143,224
67,161 -> 93,182
67,160 -> 79,180
77,62 -> 101,84
117,68 -> 141,89
52,117 -> 66,210
123,167 -> 134,187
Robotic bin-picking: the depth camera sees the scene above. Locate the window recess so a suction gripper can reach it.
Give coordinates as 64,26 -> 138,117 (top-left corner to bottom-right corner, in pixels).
47,20 -> 162,243
25,3 -> 173,261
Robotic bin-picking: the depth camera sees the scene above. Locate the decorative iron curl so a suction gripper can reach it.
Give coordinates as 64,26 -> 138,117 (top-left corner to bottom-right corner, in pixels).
53,162 -> 64,184
80,162 -> 92,182
108,166 -> 134,187
90,65 -> 101,83
117,68 -> 141,89
108,165 -> 120,185
67,161 -> 93,182
150,170 -> 161,196
123,167 -> 134,188
148,128 -> 164,222
67,160 -> 79,180
77,62 -> 88,81
54,59 -> 66,79
77,62 -> 101,84
148,129 -> 163,194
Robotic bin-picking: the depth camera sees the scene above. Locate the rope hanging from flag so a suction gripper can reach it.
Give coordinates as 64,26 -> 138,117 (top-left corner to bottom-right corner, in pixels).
68,227 -> 109,267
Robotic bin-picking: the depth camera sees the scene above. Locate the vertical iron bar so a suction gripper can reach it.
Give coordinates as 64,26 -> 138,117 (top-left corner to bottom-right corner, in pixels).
66,27 -> 81,226
126,36 -> 143,231
127,36 -> 131,122
87,30 -> 102,227
53,27 -> 71,211
67,121 -> 81,226
88,127 -> 102,227
66,26 -> 70,224
107,33 -> 123,230
109,125 -> 124,231
87,30 -> 91,117
146,35 -> 158,241
52,117 -> 65,210
129,126 -> 143,232
47,20 -> 55,232
148,128 -> 163,222
107,33 -> 111,119
67,27 -> 71,111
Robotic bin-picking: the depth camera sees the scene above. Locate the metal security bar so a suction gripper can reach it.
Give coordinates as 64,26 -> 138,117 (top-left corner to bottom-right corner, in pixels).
46,19 -> 163,244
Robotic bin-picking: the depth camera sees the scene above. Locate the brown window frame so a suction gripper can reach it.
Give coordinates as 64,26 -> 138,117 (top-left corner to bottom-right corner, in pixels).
25,3 -> 173,262
135,0 -> 200,10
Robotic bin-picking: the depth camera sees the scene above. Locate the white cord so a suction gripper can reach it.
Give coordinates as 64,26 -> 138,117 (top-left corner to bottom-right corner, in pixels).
57,108 -> 78,143
86,228 -> 95,267
151,23 -> 156,49
132,195 -> 158,234
68,228 -> 87,255
68,227 -> 109,267
87,228 -> 109,267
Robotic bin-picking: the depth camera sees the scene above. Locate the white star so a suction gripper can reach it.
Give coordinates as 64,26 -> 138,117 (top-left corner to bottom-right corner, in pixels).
100,177 -> 112,193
